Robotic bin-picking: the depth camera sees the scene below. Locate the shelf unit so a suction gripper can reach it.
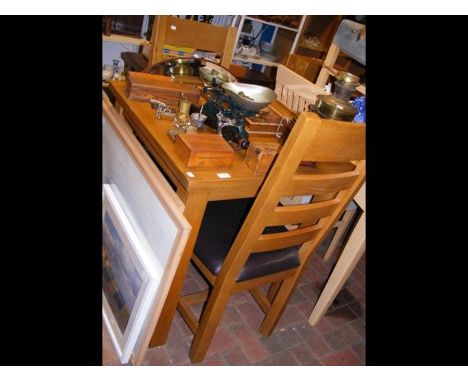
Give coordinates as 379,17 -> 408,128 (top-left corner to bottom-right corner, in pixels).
295,16 -> 342,58
102,33 -> 146,46
230,15 -> 307,68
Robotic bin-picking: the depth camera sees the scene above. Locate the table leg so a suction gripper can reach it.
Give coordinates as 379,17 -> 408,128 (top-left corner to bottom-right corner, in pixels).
149,189 -> 210,347
308,209 -> 365,326
114,102 -> 124,116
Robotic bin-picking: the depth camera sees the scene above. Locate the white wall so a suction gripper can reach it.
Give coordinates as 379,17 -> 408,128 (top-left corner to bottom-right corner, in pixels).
102,40 -> 140,70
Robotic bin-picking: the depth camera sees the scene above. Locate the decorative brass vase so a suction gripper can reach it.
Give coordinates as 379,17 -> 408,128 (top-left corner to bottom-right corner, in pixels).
313,72 -> 360,121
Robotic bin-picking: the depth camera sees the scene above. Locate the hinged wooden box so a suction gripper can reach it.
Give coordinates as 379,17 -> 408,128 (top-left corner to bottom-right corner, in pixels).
244,142 -> 280,175
244,101 -> 296,144
174,133 -> 235,168
125,71 -> 200,106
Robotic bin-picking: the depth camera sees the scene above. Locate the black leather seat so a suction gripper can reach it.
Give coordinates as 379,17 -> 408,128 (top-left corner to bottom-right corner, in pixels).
194,198 -> 300,282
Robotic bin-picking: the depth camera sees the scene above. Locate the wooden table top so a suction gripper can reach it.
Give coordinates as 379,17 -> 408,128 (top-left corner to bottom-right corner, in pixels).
109,81 -> 265,201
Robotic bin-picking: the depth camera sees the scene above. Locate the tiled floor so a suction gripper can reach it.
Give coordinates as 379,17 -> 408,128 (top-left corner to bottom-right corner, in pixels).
103,234 -> 366,366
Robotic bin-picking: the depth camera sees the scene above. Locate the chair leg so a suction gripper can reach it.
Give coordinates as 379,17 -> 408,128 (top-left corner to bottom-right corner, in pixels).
309,210 -> 365,326
323,206 -> 355,262
260,276 -> 297,336
267,281 -> 282,303
188,285 -> 232,363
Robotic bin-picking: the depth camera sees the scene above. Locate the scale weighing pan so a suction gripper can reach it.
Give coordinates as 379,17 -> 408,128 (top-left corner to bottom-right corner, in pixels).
221,82 -> 277,112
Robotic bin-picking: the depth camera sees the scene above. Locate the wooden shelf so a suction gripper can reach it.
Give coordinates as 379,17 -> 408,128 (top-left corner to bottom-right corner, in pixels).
102,34 -> 146,46
233,54 -> 281,67
231,16 -> 307,72
245,16 -> 301,32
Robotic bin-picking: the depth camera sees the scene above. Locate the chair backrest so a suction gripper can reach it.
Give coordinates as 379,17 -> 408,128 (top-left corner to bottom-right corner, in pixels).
218,112 -> 365,280
283,54 -> 323,83
316,19 -> 366,93
283,54 -> 351,84
275,64 -> 327,113
148,16 -> 237,69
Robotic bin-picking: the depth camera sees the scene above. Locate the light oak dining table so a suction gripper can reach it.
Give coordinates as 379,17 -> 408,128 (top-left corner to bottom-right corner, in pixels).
109,80 -> 267,347
108,79 -> 365,349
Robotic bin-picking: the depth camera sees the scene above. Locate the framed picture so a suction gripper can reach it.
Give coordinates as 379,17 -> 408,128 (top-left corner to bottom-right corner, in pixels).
102,97 -> 191,365
102,184 -> 155,363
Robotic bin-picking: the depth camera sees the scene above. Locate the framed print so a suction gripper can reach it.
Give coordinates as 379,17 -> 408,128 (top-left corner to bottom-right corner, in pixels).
102,97 -> 191,365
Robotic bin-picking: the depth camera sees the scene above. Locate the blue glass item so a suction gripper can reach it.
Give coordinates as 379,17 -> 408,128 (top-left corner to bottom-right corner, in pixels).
351,96 -> 366,123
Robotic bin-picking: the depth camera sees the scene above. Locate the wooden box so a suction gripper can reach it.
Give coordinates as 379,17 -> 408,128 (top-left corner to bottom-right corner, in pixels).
174,133 -> 235,168
125,71 -> 200,106
244,101 -> 296,144
244,142 -> 280,175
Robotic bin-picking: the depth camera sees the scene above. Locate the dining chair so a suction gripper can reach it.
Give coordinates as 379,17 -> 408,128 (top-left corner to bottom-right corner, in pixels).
311,17 -> 366,282
315,19 -> 366,93
178,112 -> 366,362
274,63 -> 326,113
309,182 -> 366,326
147,16 -> 237,69
283,53 -> 351,84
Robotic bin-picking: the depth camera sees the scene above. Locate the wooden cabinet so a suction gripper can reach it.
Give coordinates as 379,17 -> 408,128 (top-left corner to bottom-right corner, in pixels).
295,16 -> 342,59
294,16 -> 366,83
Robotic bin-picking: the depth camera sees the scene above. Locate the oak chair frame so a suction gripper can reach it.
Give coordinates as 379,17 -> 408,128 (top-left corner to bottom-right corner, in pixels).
179,112 -> 365,362
148,16 -> 237,69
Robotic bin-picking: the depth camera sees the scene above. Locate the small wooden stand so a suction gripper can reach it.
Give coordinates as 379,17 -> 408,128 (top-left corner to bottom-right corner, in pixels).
244,142 -> 280,176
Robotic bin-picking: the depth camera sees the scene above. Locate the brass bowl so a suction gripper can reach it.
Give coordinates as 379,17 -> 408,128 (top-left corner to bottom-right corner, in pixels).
336,71 -> 360,85
143,58 -> 202,77
314,95 -> 356,121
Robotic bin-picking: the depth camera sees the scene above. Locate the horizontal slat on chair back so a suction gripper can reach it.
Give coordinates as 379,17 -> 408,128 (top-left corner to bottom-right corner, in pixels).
253,222 -> 324,253
268,198 -> 340,226
275,65 -> 326,113
219,113 -> 365,283
161,16 -> 231,56
302,120 -> 365,162
249,115 -> 364,257
276,84 -> 312,113
284,171 -> 360,196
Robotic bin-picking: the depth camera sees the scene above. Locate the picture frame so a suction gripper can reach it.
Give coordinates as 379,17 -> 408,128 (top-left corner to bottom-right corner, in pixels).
102,183 -> 155,363
102,96 -> 191,365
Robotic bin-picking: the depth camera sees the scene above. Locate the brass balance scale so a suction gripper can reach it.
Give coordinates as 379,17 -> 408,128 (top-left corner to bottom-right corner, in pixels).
146,58 -> 278,149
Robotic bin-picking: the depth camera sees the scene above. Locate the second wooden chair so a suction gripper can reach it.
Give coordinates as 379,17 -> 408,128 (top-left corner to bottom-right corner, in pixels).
178,112 -> 366,363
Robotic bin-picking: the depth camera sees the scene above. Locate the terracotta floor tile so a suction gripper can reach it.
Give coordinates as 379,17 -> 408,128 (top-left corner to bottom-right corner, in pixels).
206,326 -> 237,354
294,324 -> 332,358
230,322 -> 271,363
350,319 -> 366,340
260,326 -> 302,354
143,347 -> 171,366
325,305 -> 359,328
352,341 -> 366,363
235,300 -> 264,330
256,351 -> 300,366
323,324 -> 363,351
288,343 -> 321,365
320,347 -> 363,366
222,344 -> 251,365
102,240 -> 365,366
276,304 -> 307,330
